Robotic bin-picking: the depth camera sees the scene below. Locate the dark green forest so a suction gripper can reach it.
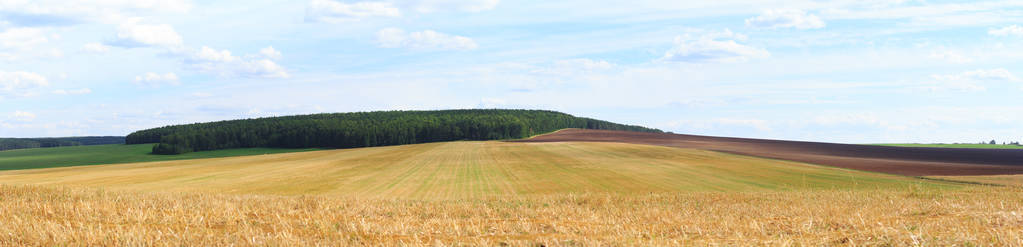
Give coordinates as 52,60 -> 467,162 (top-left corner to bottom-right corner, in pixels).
0,137 -> 126,152
126,109 -> 660,155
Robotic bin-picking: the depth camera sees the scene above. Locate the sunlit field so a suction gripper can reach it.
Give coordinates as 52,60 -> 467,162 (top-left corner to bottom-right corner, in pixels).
1,141 -> 1012,245
1,185 -> 1019,246
0,141 -> 952,197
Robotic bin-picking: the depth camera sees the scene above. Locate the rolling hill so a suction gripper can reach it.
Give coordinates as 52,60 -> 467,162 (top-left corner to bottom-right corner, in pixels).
126,109 -> 660,154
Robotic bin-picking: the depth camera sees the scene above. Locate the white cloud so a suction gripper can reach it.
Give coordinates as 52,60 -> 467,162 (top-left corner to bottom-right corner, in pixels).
822,2 -> 1020,20
921,81 -> 987,92
810,112 -> 908,132
528,59 -> 615,76
745,9 -> 825,29
0,0 -> 191,26
810,2 -> 1023,31
305,0 -> 498,22
183,46 -> 289,78
667,118 -> 771,132
107,20 -> 183,48
0,71 -> 49,98
259,46 -> 283,60
134,72 -> 180,86
305,0 -> 401,23
46,48 -> 62,58
989,25 -> 1023,37
10,111 -> 36,122
81,42 -> 111,53
95,0 -> 191,13
661,29 -> 769,63
0,28 -> 48,50
376,28 -> 407,47
376,28 -> 478,51
242,59 -> 289,78
399,0 -> 499,13
929,50 -> 972,64
0,27 -> 62,60
933,68 -> 1018,82
477,97 -> 508,108
554,59 -> 614,70
813,112 -> 881,126
246,108 -> 275,117
193,46 -> 236,62
926,68 -> 1018,92
714,118 -> 771,131
458,59 -> 619,92
52,88 -> 92,95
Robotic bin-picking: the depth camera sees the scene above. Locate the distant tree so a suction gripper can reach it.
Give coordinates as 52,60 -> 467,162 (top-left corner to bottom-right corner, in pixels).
990,140 -> 997,145
0,136 -> 125,152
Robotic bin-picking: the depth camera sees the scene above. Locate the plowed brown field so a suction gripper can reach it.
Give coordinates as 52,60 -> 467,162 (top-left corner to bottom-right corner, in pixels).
516,129 -> 1023,176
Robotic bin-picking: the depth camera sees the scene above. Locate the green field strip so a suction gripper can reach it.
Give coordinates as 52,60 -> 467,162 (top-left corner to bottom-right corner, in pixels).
875,143 -> 1023,149
0,144 -> 320,171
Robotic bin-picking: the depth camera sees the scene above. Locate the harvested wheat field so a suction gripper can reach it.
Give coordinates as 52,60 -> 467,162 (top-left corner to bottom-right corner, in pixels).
1,185 -> 1021,246
1,140 -> 1014,245
0,141 -> 949,197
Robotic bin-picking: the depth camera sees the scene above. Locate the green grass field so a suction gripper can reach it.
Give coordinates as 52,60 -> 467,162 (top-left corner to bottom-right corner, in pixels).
876,143 -> 1023,149
0,144 -> 319,171
0,141 -> 958,198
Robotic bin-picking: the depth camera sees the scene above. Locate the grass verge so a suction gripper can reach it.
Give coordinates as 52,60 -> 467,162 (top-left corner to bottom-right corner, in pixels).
875,143 -> 1023,149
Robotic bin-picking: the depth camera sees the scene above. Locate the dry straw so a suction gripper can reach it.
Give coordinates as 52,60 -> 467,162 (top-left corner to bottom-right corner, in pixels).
1,185 -> 1021,246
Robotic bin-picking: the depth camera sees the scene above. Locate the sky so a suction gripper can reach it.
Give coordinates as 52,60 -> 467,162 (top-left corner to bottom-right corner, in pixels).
1,0 -> 1023,144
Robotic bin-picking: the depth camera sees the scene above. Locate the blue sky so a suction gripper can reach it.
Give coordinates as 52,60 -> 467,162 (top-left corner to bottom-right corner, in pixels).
2,0 -> 1023,143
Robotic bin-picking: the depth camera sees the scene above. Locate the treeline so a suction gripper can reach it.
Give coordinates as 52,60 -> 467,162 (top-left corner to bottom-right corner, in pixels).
0,136 -> 126,152
126,109 -> 661,155
982,140 -> 1022,145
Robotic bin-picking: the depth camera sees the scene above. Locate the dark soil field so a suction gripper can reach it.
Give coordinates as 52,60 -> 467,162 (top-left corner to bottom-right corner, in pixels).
516,129 -> 1023,176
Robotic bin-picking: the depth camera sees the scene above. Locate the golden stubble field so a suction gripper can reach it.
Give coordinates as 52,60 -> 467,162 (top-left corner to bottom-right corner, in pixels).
0,141 -> 1018,245
1,185 -> 1021,246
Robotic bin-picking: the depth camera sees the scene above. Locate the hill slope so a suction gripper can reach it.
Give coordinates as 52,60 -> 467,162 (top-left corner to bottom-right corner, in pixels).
0,141 -> 955,198
517,129 -> 1023,176
126,109 -> 660,154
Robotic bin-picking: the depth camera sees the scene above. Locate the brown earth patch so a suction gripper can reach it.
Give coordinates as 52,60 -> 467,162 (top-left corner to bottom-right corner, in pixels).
513,129 -> 1023,176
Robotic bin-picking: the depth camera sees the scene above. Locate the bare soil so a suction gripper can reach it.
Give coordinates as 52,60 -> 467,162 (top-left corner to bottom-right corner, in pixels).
515,129 -> 1023,176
